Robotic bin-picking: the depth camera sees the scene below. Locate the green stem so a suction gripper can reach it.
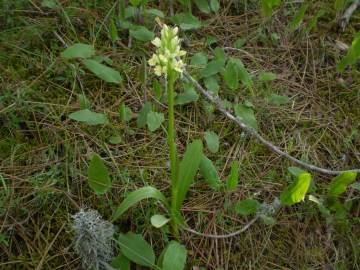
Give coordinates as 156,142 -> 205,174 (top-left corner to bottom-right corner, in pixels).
167,70 -> 179,237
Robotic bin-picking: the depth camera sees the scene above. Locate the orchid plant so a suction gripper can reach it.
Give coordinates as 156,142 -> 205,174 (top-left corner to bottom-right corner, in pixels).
112,24 -> 204,237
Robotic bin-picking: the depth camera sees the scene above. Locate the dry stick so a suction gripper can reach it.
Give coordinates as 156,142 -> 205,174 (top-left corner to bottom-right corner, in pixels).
339,0 -> 360,30
183,70 -> 360,175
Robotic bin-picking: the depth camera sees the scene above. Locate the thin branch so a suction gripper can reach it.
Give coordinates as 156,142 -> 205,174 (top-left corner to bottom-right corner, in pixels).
181,215 -> 259,239
182,70 -> 360,175
339,0 -> 360,30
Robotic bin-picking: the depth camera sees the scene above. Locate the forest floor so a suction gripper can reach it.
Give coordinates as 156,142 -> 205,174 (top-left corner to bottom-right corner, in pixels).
1,1 -> 360,269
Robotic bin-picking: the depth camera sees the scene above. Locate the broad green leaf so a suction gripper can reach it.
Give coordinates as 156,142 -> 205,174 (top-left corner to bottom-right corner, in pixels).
111,254 -> 130,270
204,76 -> 220,94
61,43 -> 95,59
145,8 -> 165,18
209,0 -> 220,12
82,59 -> 122,83
237,65 -> 253,88
112,186 -> 168,221
328,172 -> 357,197
172,13 -> 202,30
69,109 -> 108,125
213,47 -> 227,66
150,214 -> 170,228
147,111 -> 164,132
289,4 -> 308,31
175,84 -> 199,105
266,93 -> 289,106
234,199 -> 261,216
206,36 -> 218,46
226,161 -> 239,191
78,94 -> 90,109
337,32 -> 360,72
258,72 -> 277,82
119,103 -> 133,122
280,172 -> 312,206
224,61 -> 239,90
201,60 -> 224,77
204,131 -> 219,153
191,52 -> 208,67
194,0 -> 210,14
130,26 -> 154,41
234,104 -> 258,130
175,140 -> 203,211
87,154 -> 111,195
137,102 -> 152,128
117,233 -> 155,268
162,241 -> 187,270
199,155 -> 222,190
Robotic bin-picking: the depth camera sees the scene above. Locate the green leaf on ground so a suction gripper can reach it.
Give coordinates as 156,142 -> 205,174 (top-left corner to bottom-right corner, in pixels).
69,109 -> 108,125
61,43 -> 95,59
87,154 -> 111,195
117,233 -> 155,268
82,59 -> 122,83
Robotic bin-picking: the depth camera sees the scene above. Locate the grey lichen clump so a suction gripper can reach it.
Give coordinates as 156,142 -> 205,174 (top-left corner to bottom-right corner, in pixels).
71,209 -> 115,270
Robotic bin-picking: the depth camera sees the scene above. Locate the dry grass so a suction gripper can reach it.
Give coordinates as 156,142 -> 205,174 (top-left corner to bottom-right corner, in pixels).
1,1 -> 359,269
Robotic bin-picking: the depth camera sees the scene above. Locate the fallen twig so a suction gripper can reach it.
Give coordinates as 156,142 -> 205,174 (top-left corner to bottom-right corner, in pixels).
339,0 -> 360,30
183,70 -> 360,175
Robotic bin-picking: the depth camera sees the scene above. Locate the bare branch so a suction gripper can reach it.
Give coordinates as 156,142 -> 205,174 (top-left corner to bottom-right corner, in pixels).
183,70 -> 360,175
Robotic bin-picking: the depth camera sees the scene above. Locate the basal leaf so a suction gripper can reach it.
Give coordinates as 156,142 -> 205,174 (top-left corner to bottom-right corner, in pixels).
226,161 -> 239,191
199,155 -> 222,190
201,60 -> 224,78
204,131 -> 220,153
337,32 -> 360,72
129,26 -> 154,42
172,13 -> 202,30
175,140 -> 203,212
194,0 -> 210,14
190,52 -> 208,67
87,154 -> 111,195
150,214 -> 170,228
209,0 -> 220,12
61,43 -> 95,59
112,186 -> 168,221
162,241 -> 187,270
69,109 -> 108,125
328,172 -> 357,197
117,233 -> 155,268
224,61 -> 239,90
137,102 -> 152,128
280,172 -> 312,206
234,199 -> 261,216
82,59 -> 122,84
147,111 -> 164,132
175,84 -> 199,105
234,104 -> 258,131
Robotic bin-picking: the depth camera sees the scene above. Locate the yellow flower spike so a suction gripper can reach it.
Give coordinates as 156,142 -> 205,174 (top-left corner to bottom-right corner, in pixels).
148,24 -> 186,77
